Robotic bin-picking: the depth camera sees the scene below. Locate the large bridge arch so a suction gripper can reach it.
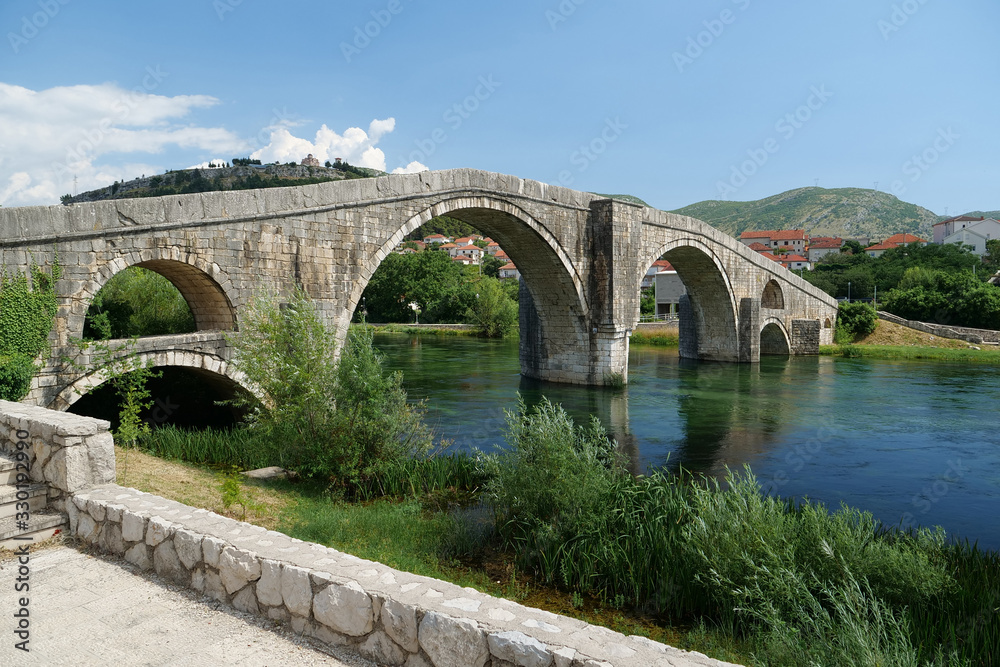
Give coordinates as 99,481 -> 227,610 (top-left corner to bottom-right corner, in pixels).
345,195 -> 593,381
70,249 -> 238,342
638,238 -> 740,361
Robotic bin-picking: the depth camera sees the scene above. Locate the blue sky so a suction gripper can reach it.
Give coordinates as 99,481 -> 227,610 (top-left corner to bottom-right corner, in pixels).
1,0 -> 996,215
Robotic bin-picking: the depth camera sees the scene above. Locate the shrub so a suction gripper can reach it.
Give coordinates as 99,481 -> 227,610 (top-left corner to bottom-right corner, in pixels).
83,267 -> 194,339
226,290 -> 432,492
0,354 -> 35,401
836,301 -> 878,342
466,276 -> 517,338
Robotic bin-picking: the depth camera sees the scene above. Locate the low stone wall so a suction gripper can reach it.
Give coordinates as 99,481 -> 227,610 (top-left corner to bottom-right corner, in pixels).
0,400 -> 114,511
877,311 -> 1000,344
70,485 -> 733,667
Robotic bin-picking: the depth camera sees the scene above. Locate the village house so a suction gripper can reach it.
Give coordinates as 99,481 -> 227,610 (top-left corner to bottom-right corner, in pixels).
739,229 -> 808,253
941,219 -> 1000,255
933,215 -> 988,244
653,264 -> 686,316
453,244 -> 484,263
498,262 -> 520,279
423,233 -> 452,245
807,237 -> 844,262
641,259 -> 674,289
864,233 -> 927,258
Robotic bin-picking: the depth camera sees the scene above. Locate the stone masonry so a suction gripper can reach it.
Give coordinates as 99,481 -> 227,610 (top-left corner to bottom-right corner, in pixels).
0,168 -> 838,406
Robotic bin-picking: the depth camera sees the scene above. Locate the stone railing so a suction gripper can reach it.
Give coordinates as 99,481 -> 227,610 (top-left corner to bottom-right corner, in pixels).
877,311 -> 1000,344
0,400 -> 115,511
69,485 -> 732,667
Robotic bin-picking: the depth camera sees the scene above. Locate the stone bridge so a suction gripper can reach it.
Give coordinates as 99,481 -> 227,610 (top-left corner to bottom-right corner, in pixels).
0,168 -> 837,408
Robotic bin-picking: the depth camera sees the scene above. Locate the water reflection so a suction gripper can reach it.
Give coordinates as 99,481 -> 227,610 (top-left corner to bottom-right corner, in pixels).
372,333 -> 1000,549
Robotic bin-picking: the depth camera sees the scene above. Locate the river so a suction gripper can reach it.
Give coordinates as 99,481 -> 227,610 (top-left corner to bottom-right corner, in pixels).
373,333 -> 1000,551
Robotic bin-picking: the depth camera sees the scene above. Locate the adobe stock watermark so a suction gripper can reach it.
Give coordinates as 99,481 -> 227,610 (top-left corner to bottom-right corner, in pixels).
888,127 -> 958,199
213,0 -> 243,21
716,85 -> 833,198
401,75 -> 501,167
878,0 -> 931,41
341,0 -> 411,63
51,65 -> 169,185
243,106 -> 301,153
546,0 -> 587,31
673,0 -> 751,73
761,414 -> 838,493
555,117 -> 628,187
8,0 -> 71,54
899,458 -> 969,530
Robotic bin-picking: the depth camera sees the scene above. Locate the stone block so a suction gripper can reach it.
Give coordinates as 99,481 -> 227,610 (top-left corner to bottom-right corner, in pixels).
219,546 -> 261,594
256,559 -> 283,607
382,599 -> 419,653
313,581 -> 374,637
419,612 -> 489,667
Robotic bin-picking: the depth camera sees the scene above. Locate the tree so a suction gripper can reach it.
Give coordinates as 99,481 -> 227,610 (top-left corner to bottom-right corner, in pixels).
841,240 -> 864,255
467,276 -> 517,338
226,290 -> 432,491
481,253 -> 505,279
984,239 -> 1000,270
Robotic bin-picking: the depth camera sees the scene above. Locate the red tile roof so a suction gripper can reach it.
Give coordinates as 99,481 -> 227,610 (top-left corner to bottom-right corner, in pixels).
495,249 -> 509,260
740,229 -> 806,241
748,242 -> 770,251
784,254 -> 808,262
499,262 -> 517,270
884,233 -> 926,244
808,237 -> 843,249
865,242 -> 897,251
651,259 -> 674,271
758,251 -> 783,262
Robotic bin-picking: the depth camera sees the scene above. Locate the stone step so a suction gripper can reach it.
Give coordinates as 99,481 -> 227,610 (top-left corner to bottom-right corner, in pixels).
0,510 -> 67,550
0,452 -> 23,486
0,483 -> 48,519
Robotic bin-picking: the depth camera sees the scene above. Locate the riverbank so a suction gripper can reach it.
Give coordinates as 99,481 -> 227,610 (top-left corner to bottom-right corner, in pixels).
821,319 -> 1000,363
356,322 -> 479,336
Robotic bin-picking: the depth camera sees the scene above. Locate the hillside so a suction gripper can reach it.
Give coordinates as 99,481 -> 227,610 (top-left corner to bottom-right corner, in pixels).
62,161 -> 382,205
671,187 -> 939,240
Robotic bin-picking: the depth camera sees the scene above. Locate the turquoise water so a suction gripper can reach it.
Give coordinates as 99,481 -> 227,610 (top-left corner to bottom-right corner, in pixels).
373,333 -> 1000,551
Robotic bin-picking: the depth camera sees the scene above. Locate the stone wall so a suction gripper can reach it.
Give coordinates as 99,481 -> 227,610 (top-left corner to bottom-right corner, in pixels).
877,311 -> 1000,344
69,485 -> 733,667
0,400 -> 114,512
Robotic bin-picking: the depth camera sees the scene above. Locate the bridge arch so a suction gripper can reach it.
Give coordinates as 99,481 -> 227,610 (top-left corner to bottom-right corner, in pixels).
762,279 -> 785,310
50,349 -> 255,412
760,319 -> 791,356
639,238 -> 739,360
344,195 -> 591,376
72,250 -> 238,341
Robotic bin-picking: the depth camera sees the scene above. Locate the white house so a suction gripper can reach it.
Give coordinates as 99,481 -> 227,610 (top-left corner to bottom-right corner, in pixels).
498,262 -> 520,279
942,219 -> 1000,256
933,216 -> 988,244
654,270 -> 687,316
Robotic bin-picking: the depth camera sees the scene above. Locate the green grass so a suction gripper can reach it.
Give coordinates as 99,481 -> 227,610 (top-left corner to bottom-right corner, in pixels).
821,344 -> 1000,363
356,323 -> 478,337
138,420 -> 1000,666
630,330 -> 680,347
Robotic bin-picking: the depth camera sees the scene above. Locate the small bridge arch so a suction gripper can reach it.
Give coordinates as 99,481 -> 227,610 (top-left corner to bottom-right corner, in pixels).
760,319 -> 791,356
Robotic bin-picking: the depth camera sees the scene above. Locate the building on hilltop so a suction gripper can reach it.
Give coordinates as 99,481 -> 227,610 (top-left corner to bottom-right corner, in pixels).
301,154 -> 321,167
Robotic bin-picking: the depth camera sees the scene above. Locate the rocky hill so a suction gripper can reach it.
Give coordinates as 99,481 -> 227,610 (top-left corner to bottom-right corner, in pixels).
61,162 -> 382,205
671,187 -> 940,240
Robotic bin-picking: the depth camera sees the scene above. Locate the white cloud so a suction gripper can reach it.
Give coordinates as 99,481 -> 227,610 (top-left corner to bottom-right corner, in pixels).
392,161 -> 429,174
250,118 -> 397,172
0,80 -> 415,207
0,81 -> 247,206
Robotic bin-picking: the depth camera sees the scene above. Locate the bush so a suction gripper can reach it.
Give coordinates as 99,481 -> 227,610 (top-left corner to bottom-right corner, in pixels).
226,290 -> 432,492
836,302 -> 878,342
466,276 -> 517,338
0,354 -> 36,401
484,397 -> 624,575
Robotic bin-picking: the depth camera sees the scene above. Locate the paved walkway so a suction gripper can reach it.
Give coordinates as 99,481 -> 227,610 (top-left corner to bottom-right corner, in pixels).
0,544 -> 374,666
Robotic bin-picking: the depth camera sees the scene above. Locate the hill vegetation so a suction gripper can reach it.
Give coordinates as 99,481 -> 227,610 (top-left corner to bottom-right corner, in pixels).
61,160 -> 382,205
672,187 -> 939,240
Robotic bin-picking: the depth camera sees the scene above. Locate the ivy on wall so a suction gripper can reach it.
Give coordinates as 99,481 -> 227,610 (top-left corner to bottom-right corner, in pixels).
0,259 -> 61,401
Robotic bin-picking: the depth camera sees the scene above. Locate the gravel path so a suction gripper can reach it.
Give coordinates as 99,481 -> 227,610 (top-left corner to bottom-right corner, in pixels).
0,543 -> 374,666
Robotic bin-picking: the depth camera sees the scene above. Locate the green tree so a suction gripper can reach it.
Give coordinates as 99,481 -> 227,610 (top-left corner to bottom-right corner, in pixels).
467,277 -> 518,338
640,288 -> 655,316
362,251 -> 474,323
481,253 -> 505,279
226,290 -> 432,492
83,267 -> 195,340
